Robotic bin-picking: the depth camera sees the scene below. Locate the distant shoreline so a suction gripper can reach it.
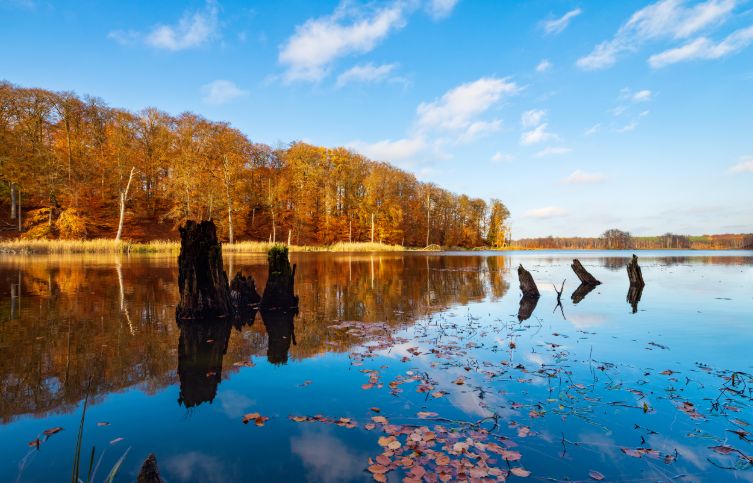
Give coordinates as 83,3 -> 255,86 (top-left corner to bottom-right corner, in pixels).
0,238 -> 750,255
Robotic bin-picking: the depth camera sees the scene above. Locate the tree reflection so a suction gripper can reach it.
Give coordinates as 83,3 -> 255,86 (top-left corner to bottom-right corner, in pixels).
177,318 -> 233,408
260,309 -> 297,365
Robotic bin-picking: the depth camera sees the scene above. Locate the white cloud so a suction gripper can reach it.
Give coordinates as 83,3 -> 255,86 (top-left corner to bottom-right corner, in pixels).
458,119 -> 502,143
521,123 -> 558,145
336,63 -> 397,87
584,123 -> 601,136
524,206 -> 568,218
348,137 -> 426,162
561,169 -> 607,184
201,80 -> 248,105
416,77 -> 519,132
534,146 -> 572,157
521,109 -> 547,128
279,2 -> 407,82
543,8 -> 582,35
617,121 -> 638,132
536,59 -> 552,73
109,0 -> 219,51
729,155 -> 753,173
632,89 -> 652,102
426,0 -> 459,19
491,151 -> 514,163
577,0 -> 736,70
649,24 -> 753,67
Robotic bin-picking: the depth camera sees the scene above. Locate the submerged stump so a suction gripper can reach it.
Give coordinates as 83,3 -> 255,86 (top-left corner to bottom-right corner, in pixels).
176,220 -> 233,319
230,271 -> 261,310
517,264 -> 540,298
260,245 -> 298,309
627,254 -> 645,287
571,259 -> 601,286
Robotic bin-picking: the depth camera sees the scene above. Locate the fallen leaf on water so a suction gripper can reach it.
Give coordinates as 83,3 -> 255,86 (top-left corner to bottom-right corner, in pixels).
370,407 -> 381,413
110,438 -> 124,445
298,380 -> 312,387
660,370 -> 675,375
453,377 -> 465,385
42,427 -> 63,436
510,467 -> 531,477
242,412 -> 270,426
431,391 -> 447,399
417,411 -> 438,419
710,445 -> 735,455
96,422 -> 110,427
28,439 -> 41,448
371,416 -> 388,424
367,464 -> 389,474
589,470 -> 605,480
289,416 -> 307,422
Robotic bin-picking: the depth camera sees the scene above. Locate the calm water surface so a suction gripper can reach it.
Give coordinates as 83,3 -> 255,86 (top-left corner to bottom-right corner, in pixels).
1,251 -> 752,482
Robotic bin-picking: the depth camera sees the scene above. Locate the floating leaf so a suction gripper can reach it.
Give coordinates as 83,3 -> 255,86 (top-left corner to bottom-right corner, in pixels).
589,470 -> 605,480
43,427 -> 63,436
109,437 -> 124,445
510,467 -> 531,477
417,411 -> 438,419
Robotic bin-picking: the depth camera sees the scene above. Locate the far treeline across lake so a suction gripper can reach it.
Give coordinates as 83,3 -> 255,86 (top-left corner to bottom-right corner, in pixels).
0,82 -> 751,252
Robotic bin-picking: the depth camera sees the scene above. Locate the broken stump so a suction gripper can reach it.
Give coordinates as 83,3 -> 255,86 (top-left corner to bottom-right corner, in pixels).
176,220 -> 233,319
260,245 -> 298,309
571,259 -> 601,286
517,264 -> 540,298
230,271 -> 261,310
627,254 -> 645,287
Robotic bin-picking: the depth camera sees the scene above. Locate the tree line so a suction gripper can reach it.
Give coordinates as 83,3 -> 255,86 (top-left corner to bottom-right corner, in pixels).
0,81 -> 511,248
513,230 -> 753,250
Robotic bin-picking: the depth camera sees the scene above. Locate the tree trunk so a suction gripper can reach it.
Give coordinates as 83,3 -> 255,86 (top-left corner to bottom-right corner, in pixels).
260,245 -> 298,309
229,271 -> 261,315
426,194 -> 430,246
517,264 -> 540,298
10,183 -> 16,219
371,213 -> 375,243
17,189 -> 21,232
115,167 -> 135,241
571,259 -> 601,285
627,254 -> 645,287
176,220 -> 233,319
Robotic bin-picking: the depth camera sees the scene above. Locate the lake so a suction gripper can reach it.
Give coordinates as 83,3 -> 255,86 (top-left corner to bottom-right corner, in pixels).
1,250 -> 752,482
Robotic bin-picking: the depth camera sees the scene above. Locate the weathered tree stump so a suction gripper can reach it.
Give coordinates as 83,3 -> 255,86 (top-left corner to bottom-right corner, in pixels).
260,245 -> 298,309
137,454 -> 164,483
571,259 -> 601,286
176,220 -> 233,319
517,264 -> 540,298
627,285 -> 643,314
627,254 -> 645,287
230,271 -> 261,310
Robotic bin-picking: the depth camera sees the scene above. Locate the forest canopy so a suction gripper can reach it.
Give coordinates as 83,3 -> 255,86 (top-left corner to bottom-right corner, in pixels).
0,81 -> 510,248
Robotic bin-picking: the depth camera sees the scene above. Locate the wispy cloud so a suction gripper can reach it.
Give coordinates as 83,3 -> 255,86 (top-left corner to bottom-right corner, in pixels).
336,63 -> 399,87
535,59 -> 552,73
543,8 -> 582,35
524,206 -> 568,218
201,80 -> 248,105
279,2 -> 408,82
534,146 -> 572,157
577,0 -> 736,70
632,89 -> 652,102
348,137 -> 426,162
521,109 -> 547,128
425,0 -> 459,20
521,123 -> 558,145
584,123 -> 601,136
491,151 -> 514,163
109,0 -> 219,51
416,77 -> 518,133
616,121 -> 638,133
561,169 -> 607,184
728,155 -> 753,173
649,24 -> 753,67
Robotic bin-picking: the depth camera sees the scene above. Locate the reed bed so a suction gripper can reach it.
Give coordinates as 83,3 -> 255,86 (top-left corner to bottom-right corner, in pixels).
0,239 -> 407,254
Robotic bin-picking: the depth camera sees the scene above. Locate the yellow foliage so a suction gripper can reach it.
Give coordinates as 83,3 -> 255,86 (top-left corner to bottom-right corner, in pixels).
56,209 -> 89,240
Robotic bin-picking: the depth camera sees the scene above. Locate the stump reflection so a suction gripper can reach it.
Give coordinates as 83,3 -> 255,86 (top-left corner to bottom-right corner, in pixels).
177,317 -> 233,408
261,309 -> 297,365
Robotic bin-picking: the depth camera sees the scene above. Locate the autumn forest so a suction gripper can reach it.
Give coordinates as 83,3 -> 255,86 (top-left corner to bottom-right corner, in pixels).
0,82 -> 511,248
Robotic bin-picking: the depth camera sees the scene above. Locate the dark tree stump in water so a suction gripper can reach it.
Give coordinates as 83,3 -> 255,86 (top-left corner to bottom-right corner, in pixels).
571,283 -> 597,304
176,317 -> 232,408
230,271 -> 260,310
571,259 -> 601,286
261,245 -> 298,309
627,254 -> 645,287
517,264 -> 540,298
137,454 -> 164,483
176,220 -> 233,319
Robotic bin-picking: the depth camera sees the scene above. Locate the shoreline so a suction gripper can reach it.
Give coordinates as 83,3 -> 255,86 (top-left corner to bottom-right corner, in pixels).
0,238 -> 750,255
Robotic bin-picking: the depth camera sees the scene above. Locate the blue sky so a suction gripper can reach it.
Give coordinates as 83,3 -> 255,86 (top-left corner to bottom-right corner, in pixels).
1,0 -> 752,237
